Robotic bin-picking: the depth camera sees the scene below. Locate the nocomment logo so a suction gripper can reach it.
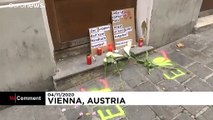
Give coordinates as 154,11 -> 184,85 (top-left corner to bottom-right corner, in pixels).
8,1 -> 45,8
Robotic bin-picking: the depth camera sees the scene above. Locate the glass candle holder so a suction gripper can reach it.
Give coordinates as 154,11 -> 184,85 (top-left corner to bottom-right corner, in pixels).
86,54 -> 92,65
96,47 -> 102,55
138,38 -> 144,47
108,44 -> 113,52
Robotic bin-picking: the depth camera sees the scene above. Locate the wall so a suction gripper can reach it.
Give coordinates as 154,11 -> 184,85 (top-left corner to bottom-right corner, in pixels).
0,1 -> 56,91
148,0 -> 203,48
136,0 -> 153,45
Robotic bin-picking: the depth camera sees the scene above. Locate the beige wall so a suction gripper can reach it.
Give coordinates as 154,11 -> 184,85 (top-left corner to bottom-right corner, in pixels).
0,1 -> 56,91
149,0 -> 203,48
136,0 -> 153,45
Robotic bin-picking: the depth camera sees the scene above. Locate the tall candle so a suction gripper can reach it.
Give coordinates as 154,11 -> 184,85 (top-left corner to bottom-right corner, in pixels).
97,47 -> 102,55
108,44 -> 113,52
138,38 -> 144,47
86,54 -> 92,65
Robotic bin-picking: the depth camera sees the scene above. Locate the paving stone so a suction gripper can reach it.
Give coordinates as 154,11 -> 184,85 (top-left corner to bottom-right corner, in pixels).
206,76 -> 213,86
180,47 -> 202,58
186,34 -> 212,46
149,50 -> 168,60
173,113 -> 194,120
106,75 -> 133,91
150,106 -> 182,120
64,106 -> 91,120
206,61 -> 213,70
121,64 -> 148,88
0,106 -> 66,120
134,81 -> 158,91
160,66 -> 192,83
152,117 -> 161,120
146,69 -> 165,84
183,106 -> 205,115
75,75 -> 132,92
193,54 -> 212,64
184,77 -> 213,91
158,80 -> 185,91
168,52 -> 194,67
196,115 -> 207,120
125,106 -> 156,120
93,106 -> 126,120
201,42 -> 213,56
75,78 -> 106,92
179,36 -> 206,51
188,63 -> 212,79
202,108 -> 213,120
198,28 -> 213,38
156,42 -> 177,54
176,71 -> 194,84
180,47 -> 211,64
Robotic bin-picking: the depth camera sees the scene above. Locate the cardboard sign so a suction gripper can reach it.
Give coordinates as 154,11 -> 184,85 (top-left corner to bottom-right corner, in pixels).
112,8 -> 136,50
89,24 -> 114,55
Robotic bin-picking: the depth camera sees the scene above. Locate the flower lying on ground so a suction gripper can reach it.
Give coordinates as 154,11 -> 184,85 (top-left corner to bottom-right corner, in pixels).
104,52 -> 124,64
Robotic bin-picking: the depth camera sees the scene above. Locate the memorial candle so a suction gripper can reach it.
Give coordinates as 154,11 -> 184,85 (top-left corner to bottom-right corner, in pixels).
108,44 -> 113,52
97,47 -> 102,55
138,38 -> 144,47
86,54 -> 92,65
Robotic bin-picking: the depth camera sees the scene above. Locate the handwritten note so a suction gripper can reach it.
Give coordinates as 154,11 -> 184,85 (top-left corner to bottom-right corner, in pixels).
112,8 -> 136,50
89,24 -> 114,55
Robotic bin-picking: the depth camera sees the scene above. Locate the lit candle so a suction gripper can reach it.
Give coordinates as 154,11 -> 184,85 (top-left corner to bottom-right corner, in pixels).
86,54 -> 92,65
97,47 -> 102,55
108,44 -> 113,52
138,38 -> 144,47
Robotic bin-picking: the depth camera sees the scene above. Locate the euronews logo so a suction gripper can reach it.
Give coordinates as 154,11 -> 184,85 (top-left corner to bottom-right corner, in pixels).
9,1 -> 45,8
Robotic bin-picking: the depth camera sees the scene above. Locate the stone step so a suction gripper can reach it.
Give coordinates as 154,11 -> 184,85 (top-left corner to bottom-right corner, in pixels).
53,45 -> 154,90
194,15 -> 213,33
199,9 -> 213,18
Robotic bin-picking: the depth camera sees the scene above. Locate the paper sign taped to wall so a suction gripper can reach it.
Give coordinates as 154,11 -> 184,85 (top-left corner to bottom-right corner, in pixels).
89,24 -> 114,55
112,8 -> 136,50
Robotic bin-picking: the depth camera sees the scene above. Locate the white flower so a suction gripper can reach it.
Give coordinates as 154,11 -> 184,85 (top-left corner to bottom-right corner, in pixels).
123,41 -> 132,56
104,58 -> 107,63
106,52 -> 123,58
106,52 -> 113,57
111,53 -> 123,58
124,45 -> 131,56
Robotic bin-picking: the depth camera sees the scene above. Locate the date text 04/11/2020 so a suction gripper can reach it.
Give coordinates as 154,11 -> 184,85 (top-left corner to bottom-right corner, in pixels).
47,97 -> 126,105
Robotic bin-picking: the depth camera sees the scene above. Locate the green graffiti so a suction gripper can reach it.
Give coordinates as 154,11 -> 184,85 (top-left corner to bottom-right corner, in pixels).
163,69 -> 186,80
152,57 -> 173,67
97,105 -> 125,120
152,56 -> 186,80
80,80 -> 125,120
90,88 -> 111,92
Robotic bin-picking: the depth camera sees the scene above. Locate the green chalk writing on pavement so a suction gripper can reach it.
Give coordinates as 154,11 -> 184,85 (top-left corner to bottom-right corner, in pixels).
163,69 -> 185,80
152,52 -> 186,80
97,105 -> 125,120
80,79 -> 125,120
152,57 -> 173,67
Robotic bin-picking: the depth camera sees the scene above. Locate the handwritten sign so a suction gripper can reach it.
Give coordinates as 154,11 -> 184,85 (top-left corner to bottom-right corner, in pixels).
112,8 -> 136,50
89,24 -> 114,55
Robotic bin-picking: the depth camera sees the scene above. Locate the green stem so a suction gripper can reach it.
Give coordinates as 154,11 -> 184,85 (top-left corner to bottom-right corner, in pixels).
115,62 -> 125,90
104,63 -> 107,79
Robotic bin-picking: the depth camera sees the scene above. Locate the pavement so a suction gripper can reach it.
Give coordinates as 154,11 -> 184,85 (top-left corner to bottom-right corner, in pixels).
1,29 -> 213,120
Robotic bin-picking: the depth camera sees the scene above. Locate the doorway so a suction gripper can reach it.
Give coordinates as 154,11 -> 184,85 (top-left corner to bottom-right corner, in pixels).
45,0 -> 136,51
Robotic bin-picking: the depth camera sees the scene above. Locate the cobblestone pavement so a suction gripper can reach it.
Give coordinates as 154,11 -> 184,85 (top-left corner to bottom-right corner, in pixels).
1,29 -> 213,120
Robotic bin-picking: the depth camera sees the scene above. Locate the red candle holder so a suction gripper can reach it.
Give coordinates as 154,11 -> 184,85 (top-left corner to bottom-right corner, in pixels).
97,47 -> 102,55
86,54 -> 92,65
107,44 -> 113,52
138,38 -> 144,47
